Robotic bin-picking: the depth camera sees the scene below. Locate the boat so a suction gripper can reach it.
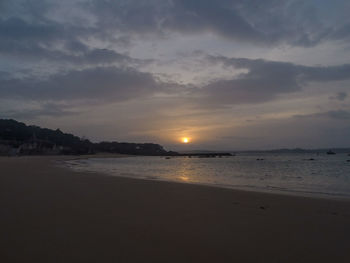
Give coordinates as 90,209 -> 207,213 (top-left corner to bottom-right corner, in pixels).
326,150 -> 336,155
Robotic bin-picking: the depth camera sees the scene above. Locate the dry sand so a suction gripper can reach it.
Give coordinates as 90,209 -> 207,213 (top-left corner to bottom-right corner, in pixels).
1,156 -> 350,262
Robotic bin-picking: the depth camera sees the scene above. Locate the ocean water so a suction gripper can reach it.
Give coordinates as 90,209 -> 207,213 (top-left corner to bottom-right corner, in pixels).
65,153 -> 350,199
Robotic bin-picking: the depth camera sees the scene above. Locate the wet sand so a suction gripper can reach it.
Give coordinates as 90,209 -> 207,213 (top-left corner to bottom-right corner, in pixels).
1,156 -> 350,262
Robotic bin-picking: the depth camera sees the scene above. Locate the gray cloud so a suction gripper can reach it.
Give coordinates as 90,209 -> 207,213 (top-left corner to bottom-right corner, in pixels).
0,66 -> 167,102
2,55 -> 350,108
0,17 -> 59,41
294,110 -> 350,120
1,0 -> 349,69
329,92 -> 348,101
163,0 -> 264,43
327,110 -> 350,120
54,47 -> 144,66
0,17 -> 139,66
0,4 -> 149,68
1,103 -> 76,119
89,0 -> 350,47
195,56 -> 350,106
337,92 -> 348,101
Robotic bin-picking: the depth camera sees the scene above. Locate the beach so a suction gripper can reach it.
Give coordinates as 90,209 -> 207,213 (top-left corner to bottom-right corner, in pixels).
1,156 -> 350,262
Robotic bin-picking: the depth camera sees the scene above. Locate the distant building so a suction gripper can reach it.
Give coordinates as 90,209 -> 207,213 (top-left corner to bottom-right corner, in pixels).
18,138 -> 61,155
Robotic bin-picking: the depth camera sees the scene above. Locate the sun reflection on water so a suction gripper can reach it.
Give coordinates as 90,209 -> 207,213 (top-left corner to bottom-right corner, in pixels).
175,158 -> 196,182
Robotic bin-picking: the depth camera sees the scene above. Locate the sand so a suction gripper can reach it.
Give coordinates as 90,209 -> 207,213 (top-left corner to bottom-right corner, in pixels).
1,156 -> 350,263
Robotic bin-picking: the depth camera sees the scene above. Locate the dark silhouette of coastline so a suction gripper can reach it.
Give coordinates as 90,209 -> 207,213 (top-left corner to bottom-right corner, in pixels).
0,119 -> 177,156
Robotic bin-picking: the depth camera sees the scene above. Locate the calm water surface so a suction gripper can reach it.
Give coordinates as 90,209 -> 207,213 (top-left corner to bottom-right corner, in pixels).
65,153 -> 350,199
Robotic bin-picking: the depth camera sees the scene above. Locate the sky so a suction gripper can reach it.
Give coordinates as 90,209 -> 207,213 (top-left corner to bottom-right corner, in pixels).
1,0 -> 350,151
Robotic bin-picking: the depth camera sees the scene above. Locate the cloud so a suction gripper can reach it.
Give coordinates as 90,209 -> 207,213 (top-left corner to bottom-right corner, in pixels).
0,16 -> 140,66
337,92 -> 348,101
194,55 -> 350,106
163,0 -> 264,43
294,110 -> 350,120
329,92 -> 348,101
0,3 -> 150,68
1,103 -> 76,119
0,66 -> 168,102
327,110 -> 350,120
1,0 -> 349,69
89,0 -> 350,47
2,54 -> 350,109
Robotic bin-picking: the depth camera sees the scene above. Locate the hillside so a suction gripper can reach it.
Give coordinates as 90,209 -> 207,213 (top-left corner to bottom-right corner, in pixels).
0,119 -> 176,156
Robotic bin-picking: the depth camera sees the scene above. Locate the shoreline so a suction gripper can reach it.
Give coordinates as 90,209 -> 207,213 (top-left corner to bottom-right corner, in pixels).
2,156 -> 350,262
63,155 -> 350,201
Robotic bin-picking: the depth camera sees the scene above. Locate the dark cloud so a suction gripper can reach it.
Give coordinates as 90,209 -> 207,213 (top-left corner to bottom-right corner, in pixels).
294,110 -> 350,121
0,17 -> 139,66
0,17 -> 62,58
89,0 -> 168,36
163,0 -> 264,42
0,4 -> 147,67
301,65 -> 350,83
0,66 -> 166,102
56,47 -> 143,66
326,110 -> 350,120
329,92 -> 348,101
89,0 -> 350,47
229,0 -> 335,47
196,56 -> 350,106
1,103 -> 76,119
330,22 -> 350,41
0,17 -> 60,40
337,92 -> 348,101
0,0 -> 349,68
1,55 -> 350,108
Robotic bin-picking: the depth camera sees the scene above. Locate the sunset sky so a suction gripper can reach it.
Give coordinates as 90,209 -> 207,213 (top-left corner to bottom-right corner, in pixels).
1,0 -> 350,150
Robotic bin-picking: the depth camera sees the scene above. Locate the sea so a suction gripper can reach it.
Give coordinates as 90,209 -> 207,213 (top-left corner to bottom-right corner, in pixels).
65,153 -> 350,199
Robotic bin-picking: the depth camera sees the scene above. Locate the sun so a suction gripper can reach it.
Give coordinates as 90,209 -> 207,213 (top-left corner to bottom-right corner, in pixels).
182,137 -> 190,143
